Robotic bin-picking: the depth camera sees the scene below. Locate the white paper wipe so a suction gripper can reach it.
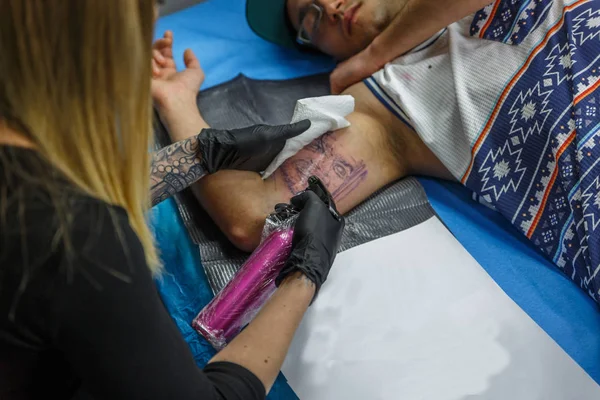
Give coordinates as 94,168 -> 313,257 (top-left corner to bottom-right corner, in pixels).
261,95 -> 354,179
282,217 -> 600,400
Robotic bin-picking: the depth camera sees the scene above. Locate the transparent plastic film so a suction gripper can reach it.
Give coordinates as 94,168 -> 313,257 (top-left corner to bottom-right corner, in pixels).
192,207 -> 298,350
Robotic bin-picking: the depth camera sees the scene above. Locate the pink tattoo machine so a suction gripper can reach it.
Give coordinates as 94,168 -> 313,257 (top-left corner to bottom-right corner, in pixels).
193,177 -> 331,349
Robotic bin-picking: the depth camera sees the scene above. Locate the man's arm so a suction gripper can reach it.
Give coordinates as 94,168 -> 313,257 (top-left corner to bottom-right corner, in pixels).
193,82 -> 450,251
151,34 -> 450,251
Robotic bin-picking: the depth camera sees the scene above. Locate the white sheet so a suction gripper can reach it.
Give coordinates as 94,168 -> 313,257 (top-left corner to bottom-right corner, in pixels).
281,217 -> 600,399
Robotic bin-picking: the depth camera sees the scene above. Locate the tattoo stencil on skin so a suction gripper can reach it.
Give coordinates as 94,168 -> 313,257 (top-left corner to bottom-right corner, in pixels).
279,132 -> 368,203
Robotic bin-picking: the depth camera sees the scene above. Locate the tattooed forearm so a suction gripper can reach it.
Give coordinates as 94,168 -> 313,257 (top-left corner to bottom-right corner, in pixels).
279,132 -> 368,202
150,135 -> 207,206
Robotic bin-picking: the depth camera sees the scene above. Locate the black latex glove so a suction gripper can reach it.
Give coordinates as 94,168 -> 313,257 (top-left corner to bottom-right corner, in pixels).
275,188 -> 345,302
197,120 -> 311,173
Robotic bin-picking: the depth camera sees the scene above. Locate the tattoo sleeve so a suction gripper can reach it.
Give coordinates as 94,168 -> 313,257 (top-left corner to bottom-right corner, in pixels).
278,132 -> 368,202
150,135 -> 207,206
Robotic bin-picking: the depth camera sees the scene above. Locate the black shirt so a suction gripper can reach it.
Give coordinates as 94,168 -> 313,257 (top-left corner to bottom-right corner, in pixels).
0,146 -> 265,400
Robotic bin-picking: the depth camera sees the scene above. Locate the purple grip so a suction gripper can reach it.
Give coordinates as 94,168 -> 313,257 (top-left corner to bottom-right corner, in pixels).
193,228 -> 294,349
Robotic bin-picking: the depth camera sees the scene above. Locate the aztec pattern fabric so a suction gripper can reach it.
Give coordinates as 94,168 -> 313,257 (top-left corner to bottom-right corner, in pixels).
471,0 -> 555,45
366,0 -> 600,301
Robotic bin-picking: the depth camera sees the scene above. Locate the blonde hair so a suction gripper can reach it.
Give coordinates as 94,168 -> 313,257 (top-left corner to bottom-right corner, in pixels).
0,0 -> 160,272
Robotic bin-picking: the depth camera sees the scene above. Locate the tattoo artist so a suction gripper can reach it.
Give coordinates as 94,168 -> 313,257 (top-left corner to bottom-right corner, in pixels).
0,1 -> 344,400
329,0 -> 494,94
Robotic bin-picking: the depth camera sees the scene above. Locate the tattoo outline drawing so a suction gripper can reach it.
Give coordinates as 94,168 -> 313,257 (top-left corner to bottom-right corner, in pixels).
278,132 -> 368,202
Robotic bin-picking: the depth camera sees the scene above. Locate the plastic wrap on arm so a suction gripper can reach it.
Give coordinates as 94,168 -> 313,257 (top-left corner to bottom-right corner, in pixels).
192,208 -> 298,349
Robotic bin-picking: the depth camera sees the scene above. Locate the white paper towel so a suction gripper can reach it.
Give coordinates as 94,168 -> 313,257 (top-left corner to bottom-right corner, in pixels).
262,95 -> 355,179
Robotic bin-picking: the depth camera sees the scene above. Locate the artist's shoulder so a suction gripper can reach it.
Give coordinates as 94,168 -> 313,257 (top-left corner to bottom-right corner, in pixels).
0,146 -> 132,248
2,173 -> 135,267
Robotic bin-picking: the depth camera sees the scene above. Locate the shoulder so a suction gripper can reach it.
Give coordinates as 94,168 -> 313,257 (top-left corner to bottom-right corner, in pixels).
0,147 -> 140,265
2,180 -> 144,279
68,197 -> 147,278
69,197 -> 137,250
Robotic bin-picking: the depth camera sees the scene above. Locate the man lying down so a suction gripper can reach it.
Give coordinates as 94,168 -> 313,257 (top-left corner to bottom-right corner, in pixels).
152,0 -> 600,302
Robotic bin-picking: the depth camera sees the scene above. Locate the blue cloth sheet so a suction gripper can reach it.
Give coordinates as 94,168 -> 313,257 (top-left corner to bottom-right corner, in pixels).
151,1 -> 600,397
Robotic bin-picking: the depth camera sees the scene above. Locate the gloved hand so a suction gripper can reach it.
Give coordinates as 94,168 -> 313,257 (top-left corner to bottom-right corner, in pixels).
197,120 -> 311,173
275,182 -> 345,302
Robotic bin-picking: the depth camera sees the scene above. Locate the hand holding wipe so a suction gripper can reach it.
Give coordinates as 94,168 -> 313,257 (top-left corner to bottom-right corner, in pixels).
198,120 -> 311,173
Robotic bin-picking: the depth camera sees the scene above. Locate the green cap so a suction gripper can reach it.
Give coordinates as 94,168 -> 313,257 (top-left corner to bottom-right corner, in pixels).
246,0 -> 297,48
